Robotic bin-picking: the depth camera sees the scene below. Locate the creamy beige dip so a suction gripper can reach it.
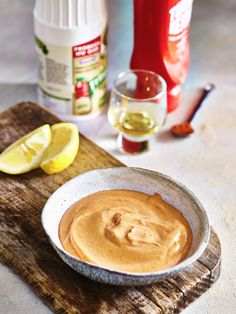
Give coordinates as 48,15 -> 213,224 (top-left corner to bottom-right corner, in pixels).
59,190 -> 192,273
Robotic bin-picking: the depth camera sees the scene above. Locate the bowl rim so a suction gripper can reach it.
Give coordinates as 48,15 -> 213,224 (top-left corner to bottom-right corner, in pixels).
41,166 -> 210,278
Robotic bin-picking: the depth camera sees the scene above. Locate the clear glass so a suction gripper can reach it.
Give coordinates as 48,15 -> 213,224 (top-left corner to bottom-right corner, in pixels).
108,70 -> 167,154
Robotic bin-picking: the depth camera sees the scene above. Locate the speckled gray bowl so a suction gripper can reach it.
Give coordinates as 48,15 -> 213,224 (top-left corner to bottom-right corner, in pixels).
41,167 -> 210,286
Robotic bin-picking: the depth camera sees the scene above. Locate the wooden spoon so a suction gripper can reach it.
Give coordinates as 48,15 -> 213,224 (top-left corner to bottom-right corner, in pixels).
171,83 -> 215,137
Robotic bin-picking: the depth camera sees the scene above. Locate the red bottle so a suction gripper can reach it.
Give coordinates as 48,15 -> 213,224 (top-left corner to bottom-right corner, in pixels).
131,0 -> 193,112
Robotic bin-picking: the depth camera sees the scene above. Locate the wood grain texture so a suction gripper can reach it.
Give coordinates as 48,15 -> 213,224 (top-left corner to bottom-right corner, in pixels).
0,102 -> 221,314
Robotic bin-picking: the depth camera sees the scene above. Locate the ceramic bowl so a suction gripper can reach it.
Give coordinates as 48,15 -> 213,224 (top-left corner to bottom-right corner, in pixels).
41,167 -> 210,286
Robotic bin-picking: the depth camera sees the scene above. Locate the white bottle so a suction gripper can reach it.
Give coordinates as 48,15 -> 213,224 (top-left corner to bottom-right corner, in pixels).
34,0 -> 108,121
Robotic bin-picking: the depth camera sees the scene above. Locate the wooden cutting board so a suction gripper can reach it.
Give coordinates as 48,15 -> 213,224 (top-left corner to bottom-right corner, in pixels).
0,102 -> 221,314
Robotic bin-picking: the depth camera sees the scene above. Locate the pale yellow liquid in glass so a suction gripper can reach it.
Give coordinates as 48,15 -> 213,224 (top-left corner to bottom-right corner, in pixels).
113,111 -> 159,137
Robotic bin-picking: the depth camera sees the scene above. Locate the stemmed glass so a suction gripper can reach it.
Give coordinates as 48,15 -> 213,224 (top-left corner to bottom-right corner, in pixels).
108,70 -> 167,154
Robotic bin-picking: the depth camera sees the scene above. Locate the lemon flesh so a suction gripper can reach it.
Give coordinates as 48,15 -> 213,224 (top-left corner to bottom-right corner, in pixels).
40,123 -> 79,174
0,124 -> 51,174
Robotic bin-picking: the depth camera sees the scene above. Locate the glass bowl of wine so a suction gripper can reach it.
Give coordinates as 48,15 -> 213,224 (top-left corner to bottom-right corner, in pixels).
108,70 -> 167,154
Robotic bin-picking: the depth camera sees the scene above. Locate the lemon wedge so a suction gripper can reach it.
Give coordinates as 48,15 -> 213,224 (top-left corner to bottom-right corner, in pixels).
40,123 -> 79,174
0,124 -> 51,174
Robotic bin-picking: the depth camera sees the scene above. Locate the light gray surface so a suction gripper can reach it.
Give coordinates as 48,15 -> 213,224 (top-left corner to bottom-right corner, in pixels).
0,0 -> 236,313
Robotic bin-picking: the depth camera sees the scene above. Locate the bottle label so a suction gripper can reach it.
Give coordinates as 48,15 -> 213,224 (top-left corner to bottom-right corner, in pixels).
73,97 -> 92,115
36,29 -> 107,117
166,0 -> 193,80
169,0 -> 193,37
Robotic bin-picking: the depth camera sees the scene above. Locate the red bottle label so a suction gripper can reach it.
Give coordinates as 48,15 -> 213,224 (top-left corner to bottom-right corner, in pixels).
72,36 -> 101,58
169,0 -> 193,36
165,0 -> 193,80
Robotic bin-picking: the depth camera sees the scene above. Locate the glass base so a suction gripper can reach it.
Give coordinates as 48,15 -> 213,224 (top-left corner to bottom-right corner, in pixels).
117,133 -> 149,154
